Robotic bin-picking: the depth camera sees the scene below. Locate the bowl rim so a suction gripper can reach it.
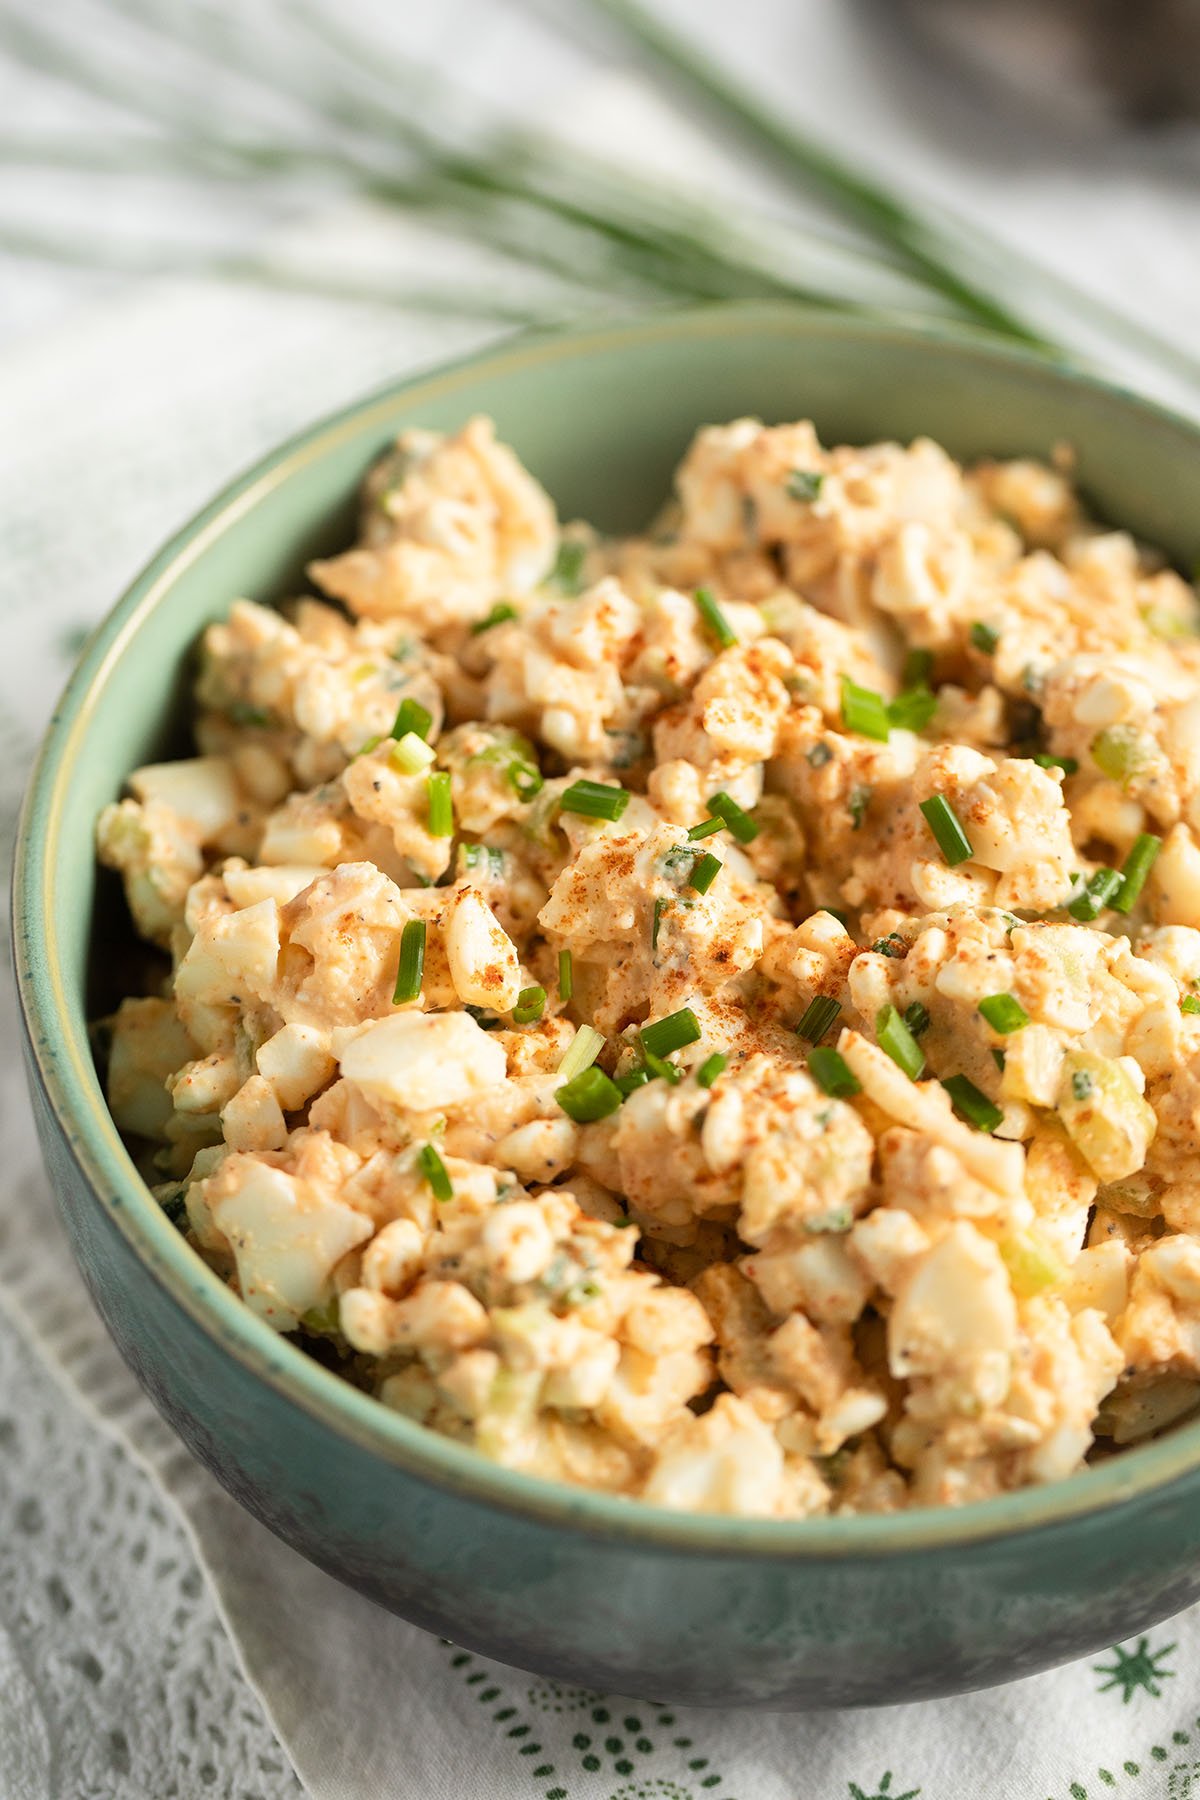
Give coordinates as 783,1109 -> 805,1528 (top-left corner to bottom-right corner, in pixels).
15,300 -> 1200,1559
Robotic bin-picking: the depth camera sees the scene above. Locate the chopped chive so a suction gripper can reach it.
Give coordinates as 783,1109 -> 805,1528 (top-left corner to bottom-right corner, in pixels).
159,1185 -> 187,1227
696,1052 -> 728,1088
903,1001 -> 931,1037
798,995 -> 842,1043
688,852 -> 722,894
391,697 -> 432,742
848,785 -> 871,830
1071,1069 -> 1094,1101
470,602 -> 518,635
687,816 -> 724,842
840,676 -> 891,742
693,586 -> 737,650
1112,833 -> 1162,914
808,1046 -> 862,1099
508,758 -> 543,800
707,790 -> 759,844
557,1024 -> 605,1082
560,778 -> 630,822
1067,867 -> 1124,921
355,733 -> 382,758
651,898 -> 667,951
970,621 -> 1000,655
978,992 -> 1029,1033
642,1047 -> 681,1085
991,1047 -> 1007,1071
1182,995 -> 1200,1016
391,732 -> 436,775
1033,752 -> 1079,774
392,919 -> 427,1004
919,794 -> 973,866
551,540 -> 587,594
872,933 -> 906,959
418,1143 -> 453,1202
903,648 -> 934,687
787,469 -> 825,502
887,685 -> 937,732
556,1065 -> 622,1123
427,771 -> 453,837
512,984 -> 546,1025
614,1067 -> 651,1098
558,949 -> 573,1001
876,1003 -> 926,1080
942,1074 -> 1004,1133
641,1008 -> 702,1060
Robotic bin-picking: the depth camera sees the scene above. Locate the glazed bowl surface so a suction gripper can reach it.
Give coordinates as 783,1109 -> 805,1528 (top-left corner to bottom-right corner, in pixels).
15,305 -> 1200,1708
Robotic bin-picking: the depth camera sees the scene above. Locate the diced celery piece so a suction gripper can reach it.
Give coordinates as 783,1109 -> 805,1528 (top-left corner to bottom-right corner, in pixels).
1056,1049 -> 1157,1182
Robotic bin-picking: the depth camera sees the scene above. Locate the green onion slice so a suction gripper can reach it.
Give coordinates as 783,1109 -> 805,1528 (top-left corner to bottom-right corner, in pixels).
903,1001 -> 930,1037
876,1003 -> 926,1080
512,984 -> 546,1025
1033,752 -> 1078,774
642,1047 -> 681,1085
887,686 -> 937,732
707,790 -> 759,844
942,1074 -> 1004,1134
392,919 -> 426,1004
903,648 -> 934,687
1182,995 -> 1200,1016
797,994 -> 842,1043
614,1067 -> 651,1098
808,1046 -> 862,1099
560,779 -> 630,822
840,676 -> 891,742
391,732 -> 436,775
919,794 -> 973,866
558,948 -> 573,1001
551,540 -> 587,594
787,469 -> 824,502
641,1008 -> 702,1061
696,1052 -> 728,1088
1112,833 -> 1162,915
978,993 -> 1029,1034
391,697 -> 432,742
556,1065 -> 622,1122
970,621 -> 1000,655
687,816 -> 724,842
693,586 -> 738,650
417,1143 -> 453,1202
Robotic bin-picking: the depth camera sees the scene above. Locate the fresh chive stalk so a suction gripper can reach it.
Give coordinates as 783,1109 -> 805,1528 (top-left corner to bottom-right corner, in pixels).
1112,833 -> 1161,914
640,1007 -> 702,1060
808,1046 -> 862,1098
919,794 -> 973,866
418,1143 -> 453,1201
512,984 -> 546,1025
978,993 -> 1029,1034
1182,996 -> 1200,1016
693,586 -> 737,649
707,790 -> 759,843
903,648 -> 934,687
840,676 -> 891,742
642,1047 -> 681,1084
969,622 -> 1000,655
903,1001 -> 930,1037
696,1051 -> 727,1088
942,1074 -> 1004,1133
876,1003 -> 926,1080
687,815 -> 724,841
615,1067 -> 651,1097
787,469 -> 824,501
556,1065 -> 623,1122
392,918 -> 426,1004
551,540 -> 588,594
1033,752 -> 1078,774
797,994 -> 842,1043
557,1023 -> 605,1082
560,778 -> 631,822
887,685 -> 937,732
470,602 -> 518,634
558,948 -> 574,1001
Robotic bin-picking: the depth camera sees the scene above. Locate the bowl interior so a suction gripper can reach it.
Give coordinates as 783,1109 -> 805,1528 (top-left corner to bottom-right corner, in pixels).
20,304 -> 1200,1550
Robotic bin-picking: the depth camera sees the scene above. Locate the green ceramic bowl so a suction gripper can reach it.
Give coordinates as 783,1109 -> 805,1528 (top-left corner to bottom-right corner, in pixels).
15,306 -> 1200,1709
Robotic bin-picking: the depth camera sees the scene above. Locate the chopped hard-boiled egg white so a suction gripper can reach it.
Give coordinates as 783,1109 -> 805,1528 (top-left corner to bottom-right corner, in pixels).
96,412 -> 1200,1515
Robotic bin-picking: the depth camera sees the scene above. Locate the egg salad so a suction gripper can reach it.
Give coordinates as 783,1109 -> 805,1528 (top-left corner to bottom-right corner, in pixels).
97,414 -> 1200,1516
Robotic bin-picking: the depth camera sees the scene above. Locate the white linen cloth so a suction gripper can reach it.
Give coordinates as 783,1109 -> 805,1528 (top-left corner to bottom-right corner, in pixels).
3,43 -> 1200,1800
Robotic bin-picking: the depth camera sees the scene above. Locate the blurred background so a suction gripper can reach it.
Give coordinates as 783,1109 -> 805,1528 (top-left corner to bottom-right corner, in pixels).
0,4 -> 1197,1796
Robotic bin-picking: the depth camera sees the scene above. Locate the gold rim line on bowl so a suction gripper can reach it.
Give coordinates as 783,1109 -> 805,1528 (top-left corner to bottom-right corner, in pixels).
16,301 -> 1200,1555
